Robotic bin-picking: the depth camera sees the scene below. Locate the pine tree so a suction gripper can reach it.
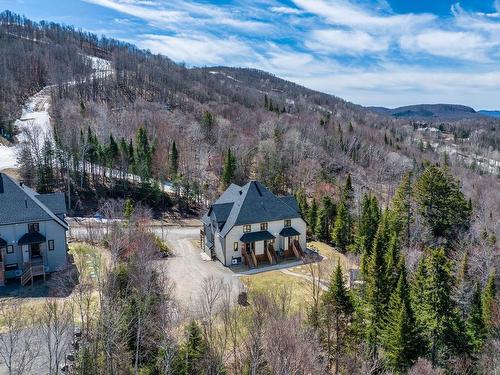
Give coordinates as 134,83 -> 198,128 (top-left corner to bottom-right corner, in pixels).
295,188 -> 309,218
381,259 -> 422,372
343,173 -> 353,203
414,166 -> 471,240
364,213 -> 391,354
107,134 -> 119,169
361,210 -> 391,275
413,248 -> 469,366
173,320 -> 206,375
308,198 -> 318,236
390,172 -> 413,246
264,94 -> 268,109
315,196 -> 335,242
124,199 -> 134,221
466,282 -> 487,352
482,270 -> 496,331
384,233 -> 400,291
331,199 -> 351,252
354,194 -> 380,254
320,262 -> 354,374
222,148 -> 236,187
170,140 -> 179,177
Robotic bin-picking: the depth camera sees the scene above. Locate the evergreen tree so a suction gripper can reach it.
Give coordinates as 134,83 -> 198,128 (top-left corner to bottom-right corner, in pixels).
308,198 -> 318,236
413,248 -> 469,366
173,321 -> 206,375
331,199 -> 351,252
264,94 -> 268,109
354,194 -> 380,254
124,198 -> 134,221
135,125 -> 153,180
414,166 -> 471,240
201,111 -> 215,142
361,210 -> 391,275
315,196 -> 336,242
381,259 -> 422,373
221,148 -> 236,187
320,262 -> 354,374
170,140 -> 179,177
482,270 -> 496,331
466,282 -> 487,352
343,173 -> 353,203
384,233 -> 400,291
295,188 -> 309,218
364,215 -> 390,355
107,134 -> 119,169
390,172 -> 413,246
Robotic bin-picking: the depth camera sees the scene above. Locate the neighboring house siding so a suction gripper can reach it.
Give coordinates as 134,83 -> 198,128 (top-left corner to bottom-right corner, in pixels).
0,220 -> 67,279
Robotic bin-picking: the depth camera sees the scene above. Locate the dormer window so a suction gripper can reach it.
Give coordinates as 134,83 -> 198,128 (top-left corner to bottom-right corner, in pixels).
243,225 -> 251,233
28,223 -> 39,233
260,222 -> 268,231
284,219 -> 291,227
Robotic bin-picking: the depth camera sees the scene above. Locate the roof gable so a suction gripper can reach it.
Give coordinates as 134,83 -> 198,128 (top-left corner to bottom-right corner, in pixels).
0,173 -> 68,229
213,181 -> 301,236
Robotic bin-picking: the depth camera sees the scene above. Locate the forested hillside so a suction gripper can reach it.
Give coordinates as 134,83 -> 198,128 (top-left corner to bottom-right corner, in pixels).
0,10 -> 498,218
0,10 -> 499,375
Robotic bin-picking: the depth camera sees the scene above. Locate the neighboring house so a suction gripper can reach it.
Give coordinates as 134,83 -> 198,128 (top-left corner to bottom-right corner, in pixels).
0,173 -> 68,286
201,181 -> 306,268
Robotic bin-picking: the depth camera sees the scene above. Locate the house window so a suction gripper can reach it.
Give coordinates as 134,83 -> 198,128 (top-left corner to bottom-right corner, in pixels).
284,219 -> 291,227
6,245 -> 14,254
28,223 -> 39,233
233,242 -> 238,251
48,240 -> 55,251
243,225 -> 251,233
260,222 -> 268,231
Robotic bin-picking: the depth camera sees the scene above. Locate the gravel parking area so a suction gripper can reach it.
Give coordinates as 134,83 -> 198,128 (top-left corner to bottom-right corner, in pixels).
152,226 -> 243,310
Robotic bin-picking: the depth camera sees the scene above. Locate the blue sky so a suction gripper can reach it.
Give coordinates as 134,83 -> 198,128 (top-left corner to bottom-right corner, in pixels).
2,0 -> 500,109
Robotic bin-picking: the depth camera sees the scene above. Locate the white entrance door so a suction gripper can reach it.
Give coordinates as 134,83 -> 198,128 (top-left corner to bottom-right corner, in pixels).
22,245 -> 30,264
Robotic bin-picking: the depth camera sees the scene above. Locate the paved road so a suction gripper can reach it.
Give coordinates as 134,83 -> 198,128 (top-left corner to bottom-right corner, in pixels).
152,226 -> 242,311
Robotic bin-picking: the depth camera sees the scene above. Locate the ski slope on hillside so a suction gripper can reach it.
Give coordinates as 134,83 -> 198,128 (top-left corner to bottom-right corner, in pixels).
0,55 -> 112,172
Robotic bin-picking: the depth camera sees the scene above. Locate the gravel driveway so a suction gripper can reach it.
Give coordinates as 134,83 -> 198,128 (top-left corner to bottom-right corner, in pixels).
152,226 -> 242,310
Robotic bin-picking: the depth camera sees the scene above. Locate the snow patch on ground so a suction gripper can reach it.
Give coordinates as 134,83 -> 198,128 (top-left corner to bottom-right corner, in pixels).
209,70 -> 242,83
0,54 -> 114,172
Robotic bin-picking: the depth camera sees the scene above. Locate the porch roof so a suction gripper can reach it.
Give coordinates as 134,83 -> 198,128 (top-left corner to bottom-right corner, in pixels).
0,237 -> 6,247
18,232 -> 46,245
240,230 -> 275,243
279,227 -> 300,237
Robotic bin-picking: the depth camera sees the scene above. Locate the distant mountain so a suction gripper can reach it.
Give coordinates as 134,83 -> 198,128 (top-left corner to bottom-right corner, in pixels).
368,104 -> 485,120
479,110 -> 500,118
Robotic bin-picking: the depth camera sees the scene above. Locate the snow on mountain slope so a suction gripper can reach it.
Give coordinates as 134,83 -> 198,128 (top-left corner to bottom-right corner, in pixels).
0,55 -> 113,172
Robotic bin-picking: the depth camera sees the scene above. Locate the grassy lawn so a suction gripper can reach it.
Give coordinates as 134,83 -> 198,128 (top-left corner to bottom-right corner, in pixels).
241,270 -> 313,314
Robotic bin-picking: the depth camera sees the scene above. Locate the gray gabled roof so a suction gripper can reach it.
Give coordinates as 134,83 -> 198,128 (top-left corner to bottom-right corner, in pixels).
204,181 -> 302,237
36,193 -> 67,215
0,173 -> 68,229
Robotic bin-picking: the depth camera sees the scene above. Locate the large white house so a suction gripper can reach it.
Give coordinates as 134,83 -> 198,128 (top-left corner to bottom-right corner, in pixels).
0,173 -> 68,286
201,181 -> 306,268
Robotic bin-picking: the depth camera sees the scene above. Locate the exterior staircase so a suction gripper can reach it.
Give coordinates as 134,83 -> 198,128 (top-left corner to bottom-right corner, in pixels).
21,263 -> 45,286
266,244 -> 278,264
242,250 -> 255,269
292,240 -> 305,260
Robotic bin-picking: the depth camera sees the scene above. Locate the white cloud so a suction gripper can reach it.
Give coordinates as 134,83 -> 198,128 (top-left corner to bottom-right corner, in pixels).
305,29 -> 389,54
400,30 -> 490,61
270,6 -> 303,15
292,0 -> 435,33
138,34 -> 255,66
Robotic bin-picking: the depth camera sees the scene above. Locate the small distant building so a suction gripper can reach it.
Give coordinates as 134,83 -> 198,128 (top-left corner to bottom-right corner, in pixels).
201,181 -> 306,268
0,173 -> 68,286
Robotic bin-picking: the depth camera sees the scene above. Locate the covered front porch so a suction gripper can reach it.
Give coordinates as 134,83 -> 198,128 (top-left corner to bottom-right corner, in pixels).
240,228 -> 304,269
18,232 -> 47,286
